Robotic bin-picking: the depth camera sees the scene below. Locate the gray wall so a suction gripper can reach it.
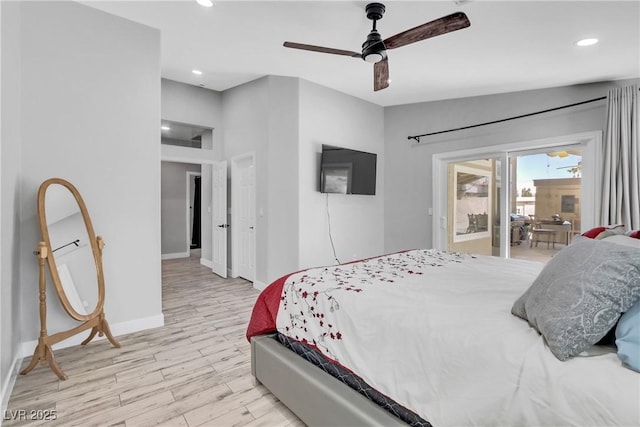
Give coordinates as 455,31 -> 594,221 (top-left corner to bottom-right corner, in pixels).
0,0 -> 162,404
383,79 -> 640,253
222,75 -> 385,284
161,78 -> 224,264
223,76 -> 296,285
298,79 -> 385,267
161,162 -> 201,256
1,1 -> 22,408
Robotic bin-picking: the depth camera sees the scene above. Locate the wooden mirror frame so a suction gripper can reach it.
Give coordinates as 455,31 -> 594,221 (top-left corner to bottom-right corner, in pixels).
21,178 -> 120,380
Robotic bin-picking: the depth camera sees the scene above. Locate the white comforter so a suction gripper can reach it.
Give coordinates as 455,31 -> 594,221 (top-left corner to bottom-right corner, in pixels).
275,249 -> 640,426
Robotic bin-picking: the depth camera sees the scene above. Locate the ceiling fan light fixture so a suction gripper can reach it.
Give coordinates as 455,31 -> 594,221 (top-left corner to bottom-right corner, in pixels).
364,52 -> 384,63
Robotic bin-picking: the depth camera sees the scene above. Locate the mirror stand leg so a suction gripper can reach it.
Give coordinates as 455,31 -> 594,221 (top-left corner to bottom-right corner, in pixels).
80,314 -> 121,348
19,344 -> 42,376
81,327 -> 98,346
21,242 -> 67,380
44,344 -> 67,380
100,317 -> 121,348
19,340 -> 67,381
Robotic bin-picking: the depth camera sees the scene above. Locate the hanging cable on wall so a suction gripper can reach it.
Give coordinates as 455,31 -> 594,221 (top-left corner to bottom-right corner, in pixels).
326,193 -> 341,265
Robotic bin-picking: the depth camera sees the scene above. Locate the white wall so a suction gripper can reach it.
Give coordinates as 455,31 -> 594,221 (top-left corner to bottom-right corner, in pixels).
161,162 -> 201,257
298,79 -> 385,267
14,1 -> 162,347
383,79 -> 640,253
161,78 -> 223,265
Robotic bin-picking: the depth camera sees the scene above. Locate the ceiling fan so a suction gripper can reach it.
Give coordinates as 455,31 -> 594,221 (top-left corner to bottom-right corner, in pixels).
283,3 -> 471,91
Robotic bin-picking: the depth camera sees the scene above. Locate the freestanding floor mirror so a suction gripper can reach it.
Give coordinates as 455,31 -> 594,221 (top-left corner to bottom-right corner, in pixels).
21,177 -> 120,380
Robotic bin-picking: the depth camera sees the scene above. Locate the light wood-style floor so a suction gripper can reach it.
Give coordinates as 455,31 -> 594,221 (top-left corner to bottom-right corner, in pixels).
5,253 -> 305,427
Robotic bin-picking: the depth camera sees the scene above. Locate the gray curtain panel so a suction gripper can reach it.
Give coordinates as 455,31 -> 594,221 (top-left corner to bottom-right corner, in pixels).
601,85 -> 639,229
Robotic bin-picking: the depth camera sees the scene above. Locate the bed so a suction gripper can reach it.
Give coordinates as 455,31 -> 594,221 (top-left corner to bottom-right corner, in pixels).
247,241 -> 640,426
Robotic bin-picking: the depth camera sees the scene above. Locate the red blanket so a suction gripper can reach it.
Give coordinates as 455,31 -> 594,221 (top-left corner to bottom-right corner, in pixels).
245,272 -> 294,340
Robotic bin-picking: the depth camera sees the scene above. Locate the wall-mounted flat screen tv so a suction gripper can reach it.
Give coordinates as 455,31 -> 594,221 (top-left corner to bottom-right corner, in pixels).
320,145 -> 377,195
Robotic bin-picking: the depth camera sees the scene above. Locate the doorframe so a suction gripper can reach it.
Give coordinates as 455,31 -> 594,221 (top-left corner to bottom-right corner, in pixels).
186,171 -> 201,255
432,131 -> 602,256
160,124 -> 215,268
230,152 -> 256,280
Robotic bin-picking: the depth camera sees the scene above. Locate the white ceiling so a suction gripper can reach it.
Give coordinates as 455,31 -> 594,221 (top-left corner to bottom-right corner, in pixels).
84,0 -> 639,107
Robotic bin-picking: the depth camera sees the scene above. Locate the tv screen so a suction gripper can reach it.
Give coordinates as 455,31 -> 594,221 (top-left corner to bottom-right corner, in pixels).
320,145 -> 377,195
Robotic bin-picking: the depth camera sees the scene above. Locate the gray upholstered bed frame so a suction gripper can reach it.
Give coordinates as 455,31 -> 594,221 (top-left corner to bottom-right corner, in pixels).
250,334 -> 408,426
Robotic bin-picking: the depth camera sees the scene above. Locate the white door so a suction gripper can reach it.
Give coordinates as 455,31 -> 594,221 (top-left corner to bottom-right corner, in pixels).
211,161 -> 228,278
234,154 -> 256,281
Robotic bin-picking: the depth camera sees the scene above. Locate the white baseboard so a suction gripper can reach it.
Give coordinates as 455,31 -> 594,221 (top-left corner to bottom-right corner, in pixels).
18,313 -> 165,359
253,280 -> 268,291
200,258 -> 212,269
1,354 -> 22,422
161,252 -> 188,260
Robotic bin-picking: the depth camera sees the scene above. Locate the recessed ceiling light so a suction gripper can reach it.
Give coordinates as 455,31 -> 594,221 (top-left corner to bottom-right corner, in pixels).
196,0 -> 213,7
576,38 -> 598,47
161,126 -> 171,131
192,69 -> 203,75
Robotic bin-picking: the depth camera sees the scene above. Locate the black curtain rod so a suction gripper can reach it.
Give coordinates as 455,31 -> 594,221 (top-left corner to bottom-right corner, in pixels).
407,96 -> 608,143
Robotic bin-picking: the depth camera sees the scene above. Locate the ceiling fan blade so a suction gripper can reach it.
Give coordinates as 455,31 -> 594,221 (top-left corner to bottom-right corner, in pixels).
383,12 -> 470,50
374,58 -> 389,91
283,42 -> 361,58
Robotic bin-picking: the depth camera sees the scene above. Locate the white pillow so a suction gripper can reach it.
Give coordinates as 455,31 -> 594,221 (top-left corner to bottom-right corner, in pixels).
602,234 -> 640,248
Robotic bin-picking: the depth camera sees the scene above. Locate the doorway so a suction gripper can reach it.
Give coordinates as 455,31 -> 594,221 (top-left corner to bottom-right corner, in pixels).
187,172 -> 202,252
509,149 -> 582,262
161,162 -> 201,260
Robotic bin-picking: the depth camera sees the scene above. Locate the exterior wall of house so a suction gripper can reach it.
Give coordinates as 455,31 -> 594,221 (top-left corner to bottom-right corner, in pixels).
6,0 -> 162,366
383,78 -> 640,254
533,178 -> 582,223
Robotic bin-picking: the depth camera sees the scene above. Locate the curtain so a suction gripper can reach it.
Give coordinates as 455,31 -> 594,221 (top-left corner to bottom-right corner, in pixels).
600,85 -> 639,230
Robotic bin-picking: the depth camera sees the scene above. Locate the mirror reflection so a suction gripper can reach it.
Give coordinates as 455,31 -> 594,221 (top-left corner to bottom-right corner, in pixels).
45,184 -> 97,315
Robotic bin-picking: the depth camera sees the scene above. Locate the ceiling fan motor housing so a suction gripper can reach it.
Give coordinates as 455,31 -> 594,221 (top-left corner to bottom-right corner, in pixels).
362,30 -> 386,63
362,3 -> 387,63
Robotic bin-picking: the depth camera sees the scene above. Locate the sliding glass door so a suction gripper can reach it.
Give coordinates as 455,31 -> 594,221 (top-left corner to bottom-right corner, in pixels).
509,149 -> 582,262
433,132 -> 599,262
447,158 -> 502,257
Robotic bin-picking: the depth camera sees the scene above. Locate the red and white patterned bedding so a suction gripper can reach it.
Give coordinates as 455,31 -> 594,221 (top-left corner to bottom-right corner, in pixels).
247,249 -> 640,426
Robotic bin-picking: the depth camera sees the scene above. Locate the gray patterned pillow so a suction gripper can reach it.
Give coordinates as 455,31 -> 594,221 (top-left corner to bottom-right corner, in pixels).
511,239 -> 640,361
